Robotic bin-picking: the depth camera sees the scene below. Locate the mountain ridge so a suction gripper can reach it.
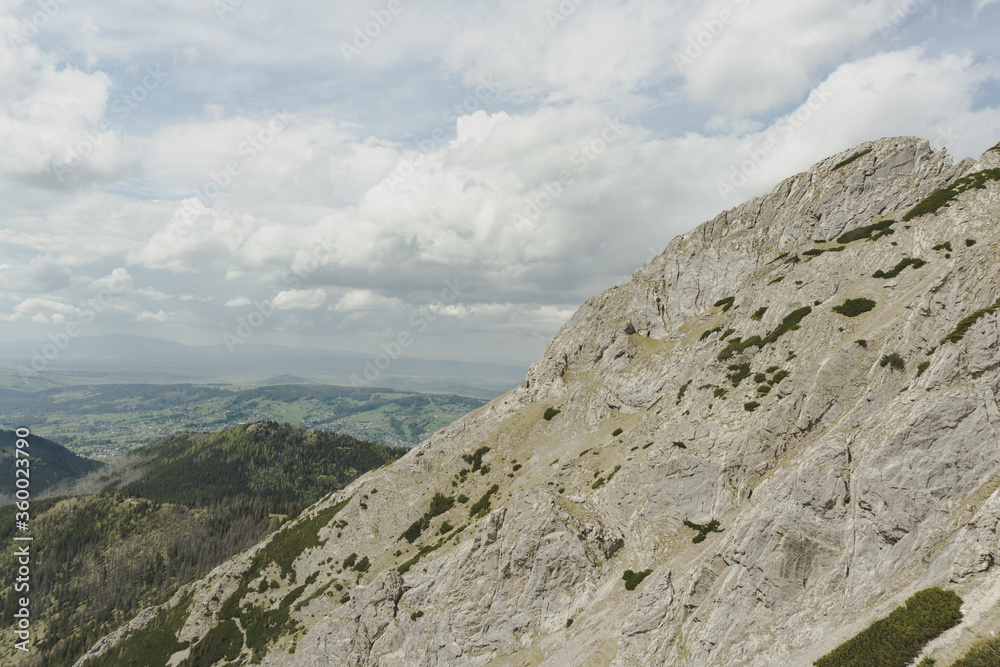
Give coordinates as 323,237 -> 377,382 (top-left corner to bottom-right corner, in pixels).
76,136 -> 1000,666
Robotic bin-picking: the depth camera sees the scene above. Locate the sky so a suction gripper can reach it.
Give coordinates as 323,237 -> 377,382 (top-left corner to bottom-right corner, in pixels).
1,0 -> 1000,369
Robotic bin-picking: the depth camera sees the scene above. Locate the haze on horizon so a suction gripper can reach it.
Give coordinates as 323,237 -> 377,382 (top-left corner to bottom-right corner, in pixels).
2,0 -> 1000,367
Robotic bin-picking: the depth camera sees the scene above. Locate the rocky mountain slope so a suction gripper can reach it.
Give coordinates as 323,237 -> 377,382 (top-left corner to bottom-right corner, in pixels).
77,136 -> 1000,666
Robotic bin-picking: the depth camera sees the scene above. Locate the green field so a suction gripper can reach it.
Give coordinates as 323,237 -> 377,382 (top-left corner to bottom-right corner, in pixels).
0,384 -> 485,460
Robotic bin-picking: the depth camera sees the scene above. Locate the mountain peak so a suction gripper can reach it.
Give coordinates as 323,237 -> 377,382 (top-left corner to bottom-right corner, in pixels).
77,137 -> 1000,666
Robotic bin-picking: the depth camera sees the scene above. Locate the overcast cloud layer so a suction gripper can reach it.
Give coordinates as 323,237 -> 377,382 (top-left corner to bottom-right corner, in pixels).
1,0 -> 1000,367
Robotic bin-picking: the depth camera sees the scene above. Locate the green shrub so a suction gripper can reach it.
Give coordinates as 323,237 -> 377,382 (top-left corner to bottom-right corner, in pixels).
966,239 -> 977,247
701,326 -> 723,341
543,407 -> 561,421
642,441 -> 653,449
769,276 -> 785,284
813,587 -> 962,667
757,385 -> 771,396
456,494 -> 469,503
771,370 -> 790,384
903,169 -> 1000,221
246,496 -> 352,583
744,401 -> 760,412
916,361 -> 930,377
181,619 -> 241,667
941,297 -> 1000,345
837,219 -> 895,244
718,306 -> 812,361
855,339 -> 868,348
952,636 -> 1000,666
410,610 -> 424,621
462,448 -> 490,472
343,553 -> 357,568
673,441 -> 686,449
873,258 -> 926,279
727,363 -> 752,388
683,519 -> 723,543
88,593 -> 194,667
677,380 -> 691,402
566,618 -> 574,628
753,372 -> 767,383
751,307 -> 768,321
932,241 -> 952,252
880,353 -> 905,370
833,298 -> 877,317
832,147 -> 873,170
469,484 -> 500,518
804,246 -> 846,258
622,569 -> 653,591
714,296 -> 736,312
713,387 -> 727,398
353,556 -> 370,573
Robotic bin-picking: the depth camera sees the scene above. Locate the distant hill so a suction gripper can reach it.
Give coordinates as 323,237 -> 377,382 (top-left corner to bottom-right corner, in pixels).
0,383 -> 486,459
0,430 -> 103,500
0,421 -> 404,667
100,420 -> 406,514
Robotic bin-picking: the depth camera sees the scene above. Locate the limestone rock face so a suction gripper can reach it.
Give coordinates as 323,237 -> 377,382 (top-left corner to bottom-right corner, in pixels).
78,137 -> 1000,667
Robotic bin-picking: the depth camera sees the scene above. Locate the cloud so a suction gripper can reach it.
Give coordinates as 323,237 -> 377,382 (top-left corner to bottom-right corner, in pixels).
709,48 -> 1000,204
135,287 -> 172,300
677,0 -> 904,115
88,267 -> 134,293
18,255 -> 72,292
225,296 -> 251,307
129,199 -> 254,273
180,294 -> 214,302
135,310 -> 168,322
0,13 -> 136,188
334,290 -> 405,312
8,297 -> 83,323
273,289 -> 327,310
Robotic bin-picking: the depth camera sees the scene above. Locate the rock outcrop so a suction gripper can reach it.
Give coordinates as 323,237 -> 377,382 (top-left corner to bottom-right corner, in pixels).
77,137 -> 1000,666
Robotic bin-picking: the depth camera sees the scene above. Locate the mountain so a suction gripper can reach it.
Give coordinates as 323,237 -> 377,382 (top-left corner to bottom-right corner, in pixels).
76,137 -> 1000,666
0,422 -> 404,667
0,430 -> 103,500
0,335 -> 528,399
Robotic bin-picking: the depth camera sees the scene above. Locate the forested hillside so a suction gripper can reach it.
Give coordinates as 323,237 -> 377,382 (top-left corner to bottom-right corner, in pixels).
0,430 -> 103,499
0,422 -> 404,666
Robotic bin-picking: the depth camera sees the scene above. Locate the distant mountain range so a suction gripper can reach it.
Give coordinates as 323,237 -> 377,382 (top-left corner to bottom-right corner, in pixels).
0,334 -> 527,398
